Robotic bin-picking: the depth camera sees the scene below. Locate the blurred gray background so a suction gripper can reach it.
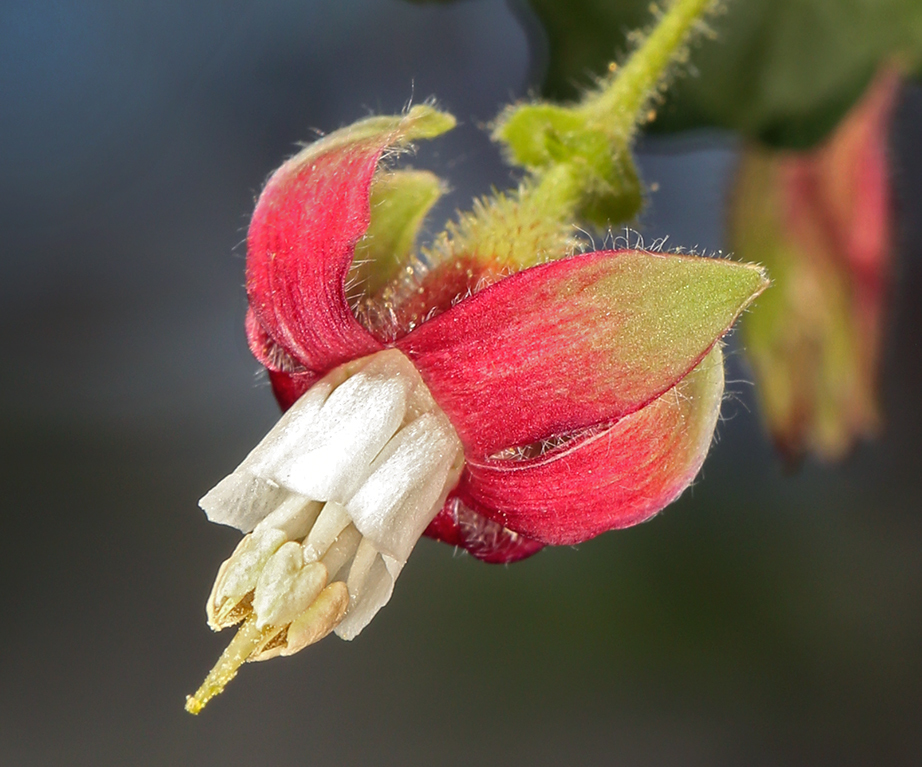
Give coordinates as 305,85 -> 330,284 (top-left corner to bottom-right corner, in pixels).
1,1 -> 921,764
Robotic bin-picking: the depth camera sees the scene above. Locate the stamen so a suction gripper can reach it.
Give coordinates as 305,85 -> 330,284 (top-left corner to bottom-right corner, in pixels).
319,523 -> 363,581
188,349 -> 464,712
255,495 -> 323,539
185,615 -> 283,715
302,501 -> 351,562
346,537 -> 379,601
283,581 -> 351,656
252,547 -> 328,629
207,529 -> 287,629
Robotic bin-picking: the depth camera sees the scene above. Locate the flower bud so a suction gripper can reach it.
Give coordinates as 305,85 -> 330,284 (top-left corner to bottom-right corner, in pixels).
731,69 -> 900,462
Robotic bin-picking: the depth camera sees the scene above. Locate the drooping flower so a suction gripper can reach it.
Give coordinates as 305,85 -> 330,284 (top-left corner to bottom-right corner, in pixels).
730,69 -> 900,462
184,104 -> 767,713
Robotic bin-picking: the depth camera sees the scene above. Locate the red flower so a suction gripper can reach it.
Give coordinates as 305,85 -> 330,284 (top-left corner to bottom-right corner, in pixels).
243,107 -> 766,560
186,107 -> 765,713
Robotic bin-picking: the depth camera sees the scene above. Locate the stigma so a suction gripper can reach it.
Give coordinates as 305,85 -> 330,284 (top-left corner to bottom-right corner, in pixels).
186,349 -> 463,713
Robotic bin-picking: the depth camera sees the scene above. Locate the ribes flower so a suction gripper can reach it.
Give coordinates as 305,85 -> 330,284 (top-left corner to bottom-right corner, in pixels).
730,68 -> 900,462
185,105 -> 766,712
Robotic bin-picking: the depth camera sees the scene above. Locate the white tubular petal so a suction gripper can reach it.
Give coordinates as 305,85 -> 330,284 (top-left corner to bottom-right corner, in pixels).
238,382 -> 332,477
274,370 -> 410,500
200,473 -> 288,534
335,553 -> 404,640
197,349 -> 467,655
200,382 -> 332,532
347,412 -> 463,563
198,351 -> 432,533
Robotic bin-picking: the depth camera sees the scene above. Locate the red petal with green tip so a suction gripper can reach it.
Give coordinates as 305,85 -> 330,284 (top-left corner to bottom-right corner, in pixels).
245,107 -> 456,405
453,346 -> 725,546
397,250 -> 766,459
246,138 -> 385,382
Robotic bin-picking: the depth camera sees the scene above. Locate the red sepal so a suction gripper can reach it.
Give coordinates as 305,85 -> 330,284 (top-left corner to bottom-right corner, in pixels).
397,250 -> 763,459
246,138 -> 385,389
424,496 -> 545,563
453,346 -> 725,545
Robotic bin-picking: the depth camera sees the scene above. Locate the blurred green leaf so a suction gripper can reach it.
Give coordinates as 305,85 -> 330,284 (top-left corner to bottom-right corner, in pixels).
518,0 -> 922,147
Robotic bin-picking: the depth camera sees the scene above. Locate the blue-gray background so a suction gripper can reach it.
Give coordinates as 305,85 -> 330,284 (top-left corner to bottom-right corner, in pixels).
2,1 -> 921,764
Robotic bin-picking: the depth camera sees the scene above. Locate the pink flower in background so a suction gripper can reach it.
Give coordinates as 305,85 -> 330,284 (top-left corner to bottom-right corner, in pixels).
732,69 -> 900,461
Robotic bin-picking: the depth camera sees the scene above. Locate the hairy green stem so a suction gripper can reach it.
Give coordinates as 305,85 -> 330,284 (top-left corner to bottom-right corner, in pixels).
581,0 -> 718,141
449,0 -> 720,269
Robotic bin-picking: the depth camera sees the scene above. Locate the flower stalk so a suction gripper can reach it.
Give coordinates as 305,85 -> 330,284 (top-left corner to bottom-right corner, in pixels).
579,0 -> 719,143
490,0 -> 720,234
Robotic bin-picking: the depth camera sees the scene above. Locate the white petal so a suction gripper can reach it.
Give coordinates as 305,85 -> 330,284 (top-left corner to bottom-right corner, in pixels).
273,370 -> 410,500
334,553 -> 400,640
200,472 -> 287,533
199,382 -> 331,532
199,352 -> 427,533
197,349 -> 466,649
347,412 -> 462,562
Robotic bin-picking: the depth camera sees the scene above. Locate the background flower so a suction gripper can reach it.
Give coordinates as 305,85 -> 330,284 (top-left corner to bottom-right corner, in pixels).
731,69 -> 900,462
